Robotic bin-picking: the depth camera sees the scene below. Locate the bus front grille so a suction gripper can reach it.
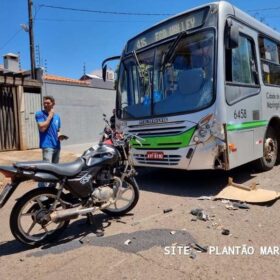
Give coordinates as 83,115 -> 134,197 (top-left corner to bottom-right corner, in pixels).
127,121 -> 188,137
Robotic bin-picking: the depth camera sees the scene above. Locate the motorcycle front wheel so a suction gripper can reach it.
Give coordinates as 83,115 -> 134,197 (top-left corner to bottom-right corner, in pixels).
101,178 -> 139,217
10,187 -> 69,246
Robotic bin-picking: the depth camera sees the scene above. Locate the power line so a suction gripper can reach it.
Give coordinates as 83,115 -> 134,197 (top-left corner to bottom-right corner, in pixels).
35,18 -> 155,23
0,29 -> 22,50
247,7 -> 280,12
34,5 -> 42,20
39,4 -> 173,16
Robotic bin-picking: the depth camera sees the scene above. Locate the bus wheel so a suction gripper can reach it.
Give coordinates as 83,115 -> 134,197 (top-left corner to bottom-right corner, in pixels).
255,127 -> 278,171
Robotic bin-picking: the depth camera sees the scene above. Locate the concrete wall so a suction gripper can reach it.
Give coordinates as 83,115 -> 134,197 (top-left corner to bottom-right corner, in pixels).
42,82 -> 115,146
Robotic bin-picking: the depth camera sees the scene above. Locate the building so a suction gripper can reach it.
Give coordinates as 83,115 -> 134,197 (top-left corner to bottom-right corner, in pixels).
0,53 -> 42,151
80,69 -> 115,90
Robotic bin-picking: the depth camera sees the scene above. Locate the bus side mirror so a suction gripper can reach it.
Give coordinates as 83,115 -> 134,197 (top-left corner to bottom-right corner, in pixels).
225,19 -> 239,49
102,65 -> 107,81
101,55 -> 121,82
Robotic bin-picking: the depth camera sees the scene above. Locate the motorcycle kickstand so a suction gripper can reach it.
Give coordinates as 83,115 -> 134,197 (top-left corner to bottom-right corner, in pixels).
86,213 -> 104,237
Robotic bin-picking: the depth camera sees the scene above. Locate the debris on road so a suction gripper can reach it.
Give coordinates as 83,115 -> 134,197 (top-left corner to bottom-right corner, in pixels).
225,204 -> 238,210
163,208 -> 173,214
190,208 -> 209,221
215,177 -> 280,203
232,202 -> 250,209
124,239 -> 131,245
221,229 -> 230,235
116,219 -> 127,224
189,251 -> 196,259
197,196 -> 212,200
170,231 -> 176,235
222,199 -> 250,211
189,243 -> 208,253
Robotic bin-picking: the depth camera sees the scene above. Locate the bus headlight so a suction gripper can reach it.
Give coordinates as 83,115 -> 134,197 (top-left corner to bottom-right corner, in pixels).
198,128 -> 208,138
192,114 -> 213,144
191,114 -> 225,144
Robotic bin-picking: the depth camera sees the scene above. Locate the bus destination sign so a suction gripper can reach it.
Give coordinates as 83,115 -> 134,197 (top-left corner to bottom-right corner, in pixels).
126,7 -> 209,53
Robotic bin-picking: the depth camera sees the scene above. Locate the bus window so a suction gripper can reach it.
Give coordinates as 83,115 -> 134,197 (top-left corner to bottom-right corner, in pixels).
259,37 -> 279,63
227,35 -> 257,84
225,34 -> 259,104
259,37 -> 280,86
118,30 -> 215,119
153,30 -> 214,115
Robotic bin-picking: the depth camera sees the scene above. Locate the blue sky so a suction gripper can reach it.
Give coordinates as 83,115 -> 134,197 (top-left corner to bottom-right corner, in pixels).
1,0 -> 280,79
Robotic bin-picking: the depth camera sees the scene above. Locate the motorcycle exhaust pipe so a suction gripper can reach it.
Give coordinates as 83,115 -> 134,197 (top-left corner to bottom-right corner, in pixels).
50,202 -> 111,223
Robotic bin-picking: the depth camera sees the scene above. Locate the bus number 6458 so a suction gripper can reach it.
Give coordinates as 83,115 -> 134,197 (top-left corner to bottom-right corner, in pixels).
234,109 -> 247,119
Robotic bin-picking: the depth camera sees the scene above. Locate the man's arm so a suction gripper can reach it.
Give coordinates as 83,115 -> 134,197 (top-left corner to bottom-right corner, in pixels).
37,109 -> 54,132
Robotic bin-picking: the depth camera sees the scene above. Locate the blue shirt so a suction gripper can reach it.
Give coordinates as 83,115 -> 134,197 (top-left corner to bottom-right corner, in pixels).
35,110 -> 61,149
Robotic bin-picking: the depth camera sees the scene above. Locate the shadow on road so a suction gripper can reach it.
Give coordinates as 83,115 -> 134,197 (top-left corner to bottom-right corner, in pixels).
136,163 -> 258,197
0,240 -> 32,256
0,213 -> 118,256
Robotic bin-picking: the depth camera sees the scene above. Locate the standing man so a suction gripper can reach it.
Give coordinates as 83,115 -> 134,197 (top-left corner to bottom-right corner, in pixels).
35,95 -> 63,164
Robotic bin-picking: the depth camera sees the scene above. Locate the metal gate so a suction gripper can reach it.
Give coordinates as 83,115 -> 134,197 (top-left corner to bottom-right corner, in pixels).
0,86 -> 19,151
24,91 -> 41,149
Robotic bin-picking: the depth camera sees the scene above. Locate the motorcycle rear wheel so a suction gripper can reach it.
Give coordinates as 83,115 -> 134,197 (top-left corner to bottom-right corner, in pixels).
10,187 -> 69,247
101,178 -> 139,217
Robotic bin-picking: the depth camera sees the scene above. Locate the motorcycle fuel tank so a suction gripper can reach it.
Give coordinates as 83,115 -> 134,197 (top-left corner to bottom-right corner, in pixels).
83,143 -> 120,167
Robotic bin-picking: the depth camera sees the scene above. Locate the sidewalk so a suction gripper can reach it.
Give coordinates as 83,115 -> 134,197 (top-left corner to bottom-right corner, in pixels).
0,142 -> 99,166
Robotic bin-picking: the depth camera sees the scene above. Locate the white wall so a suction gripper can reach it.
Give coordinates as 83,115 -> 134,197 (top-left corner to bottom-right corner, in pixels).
42,82 -> 115,145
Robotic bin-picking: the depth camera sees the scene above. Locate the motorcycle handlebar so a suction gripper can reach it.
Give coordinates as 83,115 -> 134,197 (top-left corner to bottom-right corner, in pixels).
102,115 -> 145,145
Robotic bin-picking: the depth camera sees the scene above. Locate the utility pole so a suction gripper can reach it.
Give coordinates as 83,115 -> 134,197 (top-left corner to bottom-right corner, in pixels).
28,0 -> 36,79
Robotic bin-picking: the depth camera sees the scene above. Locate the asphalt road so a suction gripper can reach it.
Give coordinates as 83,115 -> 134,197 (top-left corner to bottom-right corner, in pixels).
0,151 -> 280,279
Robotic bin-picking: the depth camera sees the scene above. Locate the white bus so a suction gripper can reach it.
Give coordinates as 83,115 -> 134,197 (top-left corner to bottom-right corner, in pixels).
103,1 -> 280,171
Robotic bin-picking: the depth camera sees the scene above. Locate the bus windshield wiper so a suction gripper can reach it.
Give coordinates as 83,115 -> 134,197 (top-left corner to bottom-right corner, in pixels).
132,50 -> 145,80
132,50 -> 152,95
161,31 -> 186,68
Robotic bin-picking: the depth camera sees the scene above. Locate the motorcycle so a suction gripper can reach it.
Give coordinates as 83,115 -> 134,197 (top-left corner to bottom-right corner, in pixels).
0,116 -> 143,246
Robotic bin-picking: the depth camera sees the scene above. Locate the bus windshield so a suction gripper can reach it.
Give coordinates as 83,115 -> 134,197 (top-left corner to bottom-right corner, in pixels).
117,30 -> 215,119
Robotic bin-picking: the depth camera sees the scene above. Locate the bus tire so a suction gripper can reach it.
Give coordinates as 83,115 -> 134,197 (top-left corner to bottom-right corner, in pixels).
255,127 -> 278,171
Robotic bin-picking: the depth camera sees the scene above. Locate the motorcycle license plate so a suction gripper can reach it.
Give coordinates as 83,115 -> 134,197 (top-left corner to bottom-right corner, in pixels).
146,151 -> 164,160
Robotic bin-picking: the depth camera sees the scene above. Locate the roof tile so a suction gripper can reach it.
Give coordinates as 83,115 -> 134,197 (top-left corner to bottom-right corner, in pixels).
44,74 -> 90,85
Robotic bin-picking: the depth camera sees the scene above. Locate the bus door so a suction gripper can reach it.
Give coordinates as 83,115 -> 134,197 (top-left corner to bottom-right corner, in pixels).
224,20 -> 263,169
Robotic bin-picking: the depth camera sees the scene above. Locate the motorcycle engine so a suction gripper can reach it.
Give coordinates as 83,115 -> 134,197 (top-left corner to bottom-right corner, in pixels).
93,168 -> 115,201
96,169 -> 113,185
92,186 -> 114,201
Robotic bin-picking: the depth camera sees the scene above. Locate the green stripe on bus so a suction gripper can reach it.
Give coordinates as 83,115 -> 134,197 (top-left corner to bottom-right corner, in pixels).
227,120 -> 268,131
131,127 -> 196,149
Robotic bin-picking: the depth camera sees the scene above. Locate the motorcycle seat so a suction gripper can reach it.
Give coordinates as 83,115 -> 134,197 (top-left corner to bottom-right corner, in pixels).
14,158 -> 85,177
